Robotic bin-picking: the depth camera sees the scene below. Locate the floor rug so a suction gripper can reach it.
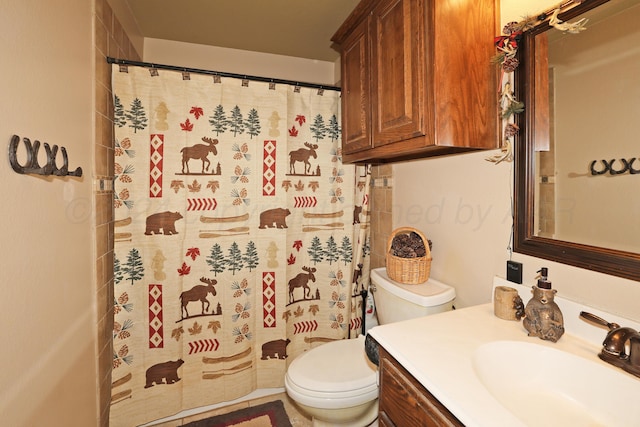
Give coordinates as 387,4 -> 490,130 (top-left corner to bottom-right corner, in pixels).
183,400 -> 293,427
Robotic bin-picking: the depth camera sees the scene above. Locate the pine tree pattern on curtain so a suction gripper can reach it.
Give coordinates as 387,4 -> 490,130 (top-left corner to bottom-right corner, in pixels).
110,64 -> 371,426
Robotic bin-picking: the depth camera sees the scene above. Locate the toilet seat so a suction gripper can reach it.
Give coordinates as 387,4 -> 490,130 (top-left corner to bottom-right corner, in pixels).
285,336 -> 378,409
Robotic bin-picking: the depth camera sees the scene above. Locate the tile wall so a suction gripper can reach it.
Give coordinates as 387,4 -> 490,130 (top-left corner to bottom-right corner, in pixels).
94,0 -> 140,425
370,165 -> 393,269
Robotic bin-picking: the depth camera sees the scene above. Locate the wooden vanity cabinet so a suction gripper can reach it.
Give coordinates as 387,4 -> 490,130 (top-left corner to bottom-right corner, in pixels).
332,0 -> 499,163
378,347 -> 464,427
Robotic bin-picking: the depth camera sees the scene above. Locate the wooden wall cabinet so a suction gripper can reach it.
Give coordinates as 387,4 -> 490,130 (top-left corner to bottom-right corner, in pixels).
332,0 -> 499,163
378,347 -> 464,427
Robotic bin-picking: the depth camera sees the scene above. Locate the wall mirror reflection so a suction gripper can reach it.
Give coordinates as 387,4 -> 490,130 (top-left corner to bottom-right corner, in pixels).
514,0 -> 640,281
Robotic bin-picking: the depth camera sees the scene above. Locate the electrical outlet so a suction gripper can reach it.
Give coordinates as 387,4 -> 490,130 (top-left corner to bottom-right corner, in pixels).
506,260 -> 523,284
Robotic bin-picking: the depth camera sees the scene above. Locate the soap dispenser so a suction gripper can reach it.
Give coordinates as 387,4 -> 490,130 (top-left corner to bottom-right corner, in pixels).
523,268 -> 565,342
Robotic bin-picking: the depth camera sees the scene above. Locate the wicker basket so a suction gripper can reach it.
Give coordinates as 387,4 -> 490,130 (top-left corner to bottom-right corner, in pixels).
386,227 -> 432,284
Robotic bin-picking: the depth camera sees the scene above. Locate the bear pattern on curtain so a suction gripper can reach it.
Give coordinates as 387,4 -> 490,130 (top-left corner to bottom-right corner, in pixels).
109,64 -> 371,426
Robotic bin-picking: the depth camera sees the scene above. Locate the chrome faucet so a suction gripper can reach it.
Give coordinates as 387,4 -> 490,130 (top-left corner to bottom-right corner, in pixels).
580,311 -> 640,378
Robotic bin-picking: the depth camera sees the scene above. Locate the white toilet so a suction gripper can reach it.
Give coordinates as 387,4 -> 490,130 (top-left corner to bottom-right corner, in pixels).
285,267 -> 456,426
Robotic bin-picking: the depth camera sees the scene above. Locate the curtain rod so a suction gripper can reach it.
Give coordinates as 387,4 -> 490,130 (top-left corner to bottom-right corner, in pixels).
106,57 -> 341,92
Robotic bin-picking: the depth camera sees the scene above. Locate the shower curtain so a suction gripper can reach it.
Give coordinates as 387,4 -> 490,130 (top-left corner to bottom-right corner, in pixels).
110,64 -> 371,426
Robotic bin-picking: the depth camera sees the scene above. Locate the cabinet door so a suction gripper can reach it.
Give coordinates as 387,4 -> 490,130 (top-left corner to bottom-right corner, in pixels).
341,17 -> 372,154
379,348 -> 464,427
371,0 -> 428,147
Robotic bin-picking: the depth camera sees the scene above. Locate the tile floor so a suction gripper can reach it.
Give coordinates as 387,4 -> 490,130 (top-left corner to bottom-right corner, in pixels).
149,392 -> 312,427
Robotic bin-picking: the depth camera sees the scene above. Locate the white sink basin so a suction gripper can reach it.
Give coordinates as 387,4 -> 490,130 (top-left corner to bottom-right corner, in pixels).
472,340 -> 640,426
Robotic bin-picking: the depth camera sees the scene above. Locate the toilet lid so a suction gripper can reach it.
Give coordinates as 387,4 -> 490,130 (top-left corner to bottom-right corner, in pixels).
371,267 -> 456,307
286,336 -> 377,398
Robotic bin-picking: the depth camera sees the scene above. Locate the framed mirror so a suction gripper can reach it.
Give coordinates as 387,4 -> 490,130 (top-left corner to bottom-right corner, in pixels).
514,0 -> 640,281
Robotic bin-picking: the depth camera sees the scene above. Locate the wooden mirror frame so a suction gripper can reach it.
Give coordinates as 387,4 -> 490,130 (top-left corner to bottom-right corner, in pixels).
513,0 -> 640,282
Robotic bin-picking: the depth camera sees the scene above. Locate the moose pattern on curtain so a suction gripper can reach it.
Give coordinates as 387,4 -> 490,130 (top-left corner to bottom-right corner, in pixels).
110,64 -> 371,426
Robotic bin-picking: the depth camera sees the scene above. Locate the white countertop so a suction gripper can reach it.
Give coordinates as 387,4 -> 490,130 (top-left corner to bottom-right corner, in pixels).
367,276 -> 640,427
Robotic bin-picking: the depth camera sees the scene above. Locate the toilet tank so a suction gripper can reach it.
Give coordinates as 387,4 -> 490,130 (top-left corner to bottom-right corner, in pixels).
370,267 -> 455,325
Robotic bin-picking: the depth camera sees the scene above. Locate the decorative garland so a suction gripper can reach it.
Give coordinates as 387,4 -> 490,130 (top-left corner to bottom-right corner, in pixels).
486,1 -> 588,164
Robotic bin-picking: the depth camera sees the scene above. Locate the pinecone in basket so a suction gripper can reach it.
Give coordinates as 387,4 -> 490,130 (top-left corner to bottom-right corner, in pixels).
390,232 -> 431,258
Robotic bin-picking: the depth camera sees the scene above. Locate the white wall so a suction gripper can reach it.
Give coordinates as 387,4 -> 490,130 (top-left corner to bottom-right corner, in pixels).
0,0 -> 97,426
393,0 -> 640,322
143,38 -> 338,86
393,153 -> 513,307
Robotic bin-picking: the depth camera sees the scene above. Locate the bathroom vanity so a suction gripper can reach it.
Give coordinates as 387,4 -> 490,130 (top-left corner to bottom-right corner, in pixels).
368,277 -> 640,426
